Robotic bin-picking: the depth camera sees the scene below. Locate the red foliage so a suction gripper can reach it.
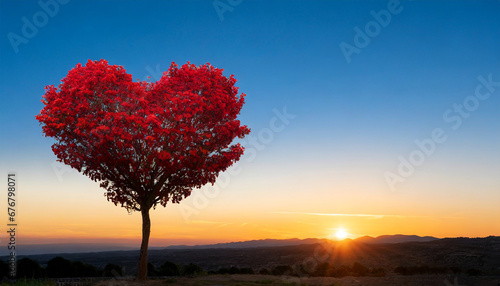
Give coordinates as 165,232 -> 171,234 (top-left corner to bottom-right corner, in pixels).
37,59 -> 250,211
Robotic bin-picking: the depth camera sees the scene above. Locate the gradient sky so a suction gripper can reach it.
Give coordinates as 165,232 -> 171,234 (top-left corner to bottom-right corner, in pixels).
1,0 -> 499,252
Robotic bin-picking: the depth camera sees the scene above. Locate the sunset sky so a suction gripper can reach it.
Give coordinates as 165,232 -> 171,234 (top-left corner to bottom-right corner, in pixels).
1,0 -> 499,253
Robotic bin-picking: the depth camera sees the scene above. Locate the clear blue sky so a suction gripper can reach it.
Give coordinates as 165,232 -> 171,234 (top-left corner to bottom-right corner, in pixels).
0,0 -> 499,245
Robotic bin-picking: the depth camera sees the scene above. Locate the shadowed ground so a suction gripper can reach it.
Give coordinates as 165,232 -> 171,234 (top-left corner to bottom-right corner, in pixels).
91,274 -> 500,286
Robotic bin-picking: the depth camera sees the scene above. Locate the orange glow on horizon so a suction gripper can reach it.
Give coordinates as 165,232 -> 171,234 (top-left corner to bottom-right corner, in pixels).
13,173 -> 500,248
12,209 -> 499,248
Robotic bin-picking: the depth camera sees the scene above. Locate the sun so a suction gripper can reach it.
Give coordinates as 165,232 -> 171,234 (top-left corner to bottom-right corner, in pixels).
335,229 -> 348,240
327,227 -> 351,241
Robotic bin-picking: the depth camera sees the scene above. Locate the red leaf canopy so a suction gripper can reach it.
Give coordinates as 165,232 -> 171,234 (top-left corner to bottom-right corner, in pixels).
37,59 -> 250,211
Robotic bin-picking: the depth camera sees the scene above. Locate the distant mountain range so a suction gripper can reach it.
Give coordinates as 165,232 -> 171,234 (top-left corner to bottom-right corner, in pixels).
4,235 -> 440,256
354,234 -> 438,244
164,238 -> 326,249
165,235 -> 439,249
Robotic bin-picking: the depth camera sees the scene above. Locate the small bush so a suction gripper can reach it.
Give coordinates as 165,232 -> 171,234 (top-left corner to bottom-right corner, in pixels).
0,260 -> 9,278
72,261 -> 99,277
17,258 -> 44,279
46,257 -> 75,278
259,268 -> 271,275
182,263 -> 204,276
103,263 -> 122,277
466,268 -> 481,276
158,261 -> 181,276
148,262 -> 159,277
351,262 -> 369,276
370,267 -> 386,277
271,265 -> 293,276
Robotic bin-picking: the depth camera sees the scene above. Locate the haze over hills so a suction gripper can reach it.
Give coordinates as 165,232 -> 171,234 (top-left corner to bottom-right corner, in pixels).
0,243 -> 138,256
3,235 -> 440,256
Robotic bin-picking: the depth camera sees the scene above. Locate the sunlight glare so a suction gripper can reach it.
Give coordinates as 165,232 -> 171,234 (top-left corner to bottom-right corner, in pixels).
335,229 -> 348,240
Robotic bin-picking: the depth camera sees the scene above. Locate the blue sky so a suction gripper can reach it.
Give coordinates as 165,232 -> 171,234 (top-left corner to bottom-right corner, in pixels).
0,0 -> 499,245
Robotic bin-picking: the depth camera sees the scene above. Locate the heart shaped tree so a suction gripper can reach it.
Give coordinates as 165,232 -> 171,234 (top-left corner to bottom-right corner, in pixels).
36,59 -> 250,280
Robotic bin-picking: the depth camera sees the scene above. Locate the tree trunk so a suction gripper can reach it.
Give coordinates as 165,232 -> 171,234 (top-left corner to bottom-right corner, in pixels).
137,207 -> 151,280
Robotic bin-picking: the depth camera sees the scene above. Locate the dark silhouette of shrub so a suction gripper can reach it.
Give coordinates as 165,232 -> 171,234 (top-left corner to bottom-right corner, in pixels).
258,268 -> 271,275
415,265 -> 430,274
72,261 -> 98,277
395,265 -> 454,276
271,265 -> 293,276
333,265 -> 350,277
46,257 -> 76,278
394,266 -> 409,275
0,260 -> 9,278
158,261 -> 180,276
217,267 -> 230,274
17,258 -> 44,279
351,262 -> 369,276
183,263 -> 204,276
429,266 -> 447,274
295,263 -> 315,276
103,263 -> 122,277
466,268 -> 481,276
228,266 -> 240,274
312,262 -> 333,277
370,267 -> 386,277
216,266 -> 254,275
147,262 -> 158,277
239,267 -> 254,274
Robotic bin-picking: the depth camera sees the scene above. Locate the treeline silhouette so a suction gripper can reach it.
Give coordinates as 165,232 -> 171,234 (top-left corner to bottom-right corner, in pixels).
152,261 -> 386,278
0,257 -> 124,279
147,261 -> 205,277
151,261 -> 386,278
0,258 -> 210,279
4,258 -> 484,279
1,257 -> 386,279
0,258 -> 222,279
256,262 -> 386,277
394,265 -> 482,276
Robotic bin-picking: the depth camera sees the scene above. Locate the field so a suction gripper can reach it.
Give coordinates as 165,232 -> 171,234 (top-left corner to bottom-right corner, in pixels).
91,274 -> 500,286
2,274 -> 500,286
